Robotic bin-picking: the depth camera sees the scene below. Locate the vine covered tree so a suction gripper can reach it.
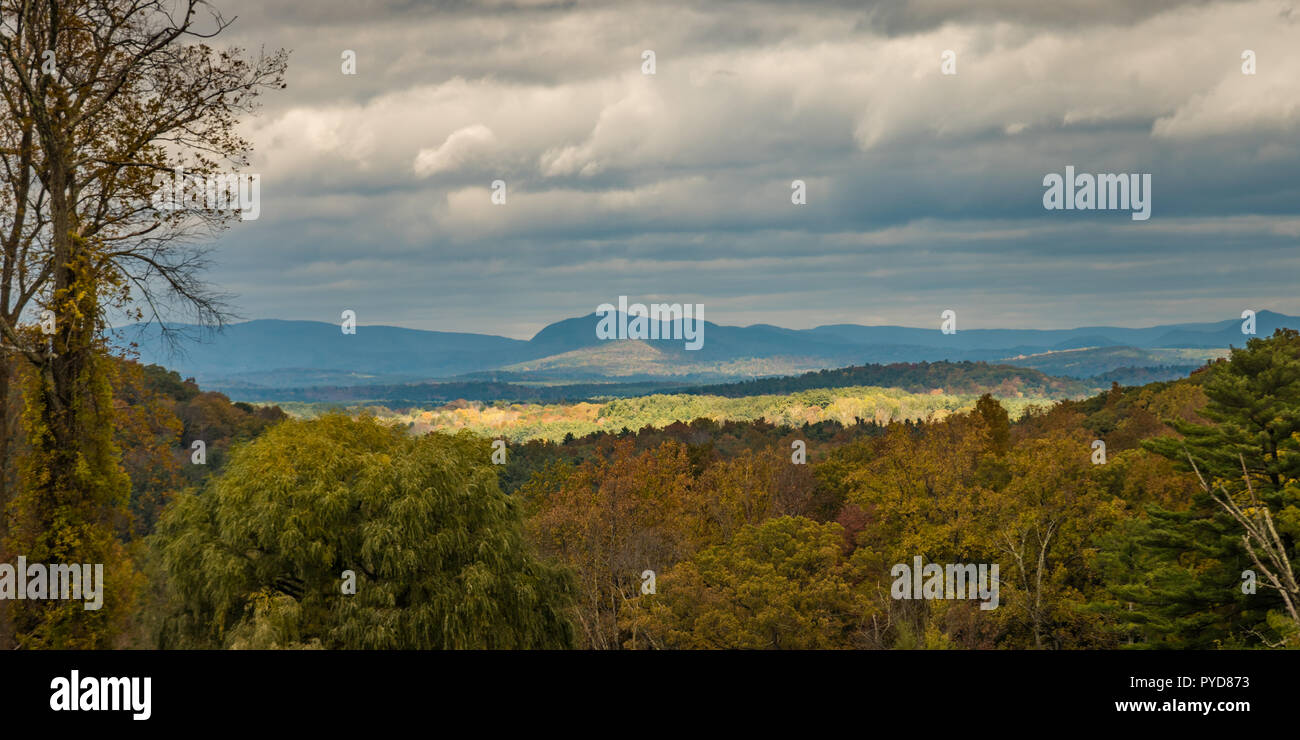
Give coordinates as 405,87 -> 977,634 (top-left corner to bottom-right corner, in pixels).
0,0 -> 286,647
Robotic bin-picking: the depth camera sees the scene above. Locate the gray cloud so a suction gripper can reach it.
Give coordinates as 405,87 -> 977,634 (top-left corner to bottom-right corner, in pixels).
137,0 -> 1300,338
860,0 -> 1257,34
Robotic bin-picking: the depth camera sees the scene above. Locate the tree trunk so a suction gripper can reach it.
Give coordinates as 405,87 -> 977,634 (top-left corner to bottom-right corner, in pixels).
10,151 -> 129,648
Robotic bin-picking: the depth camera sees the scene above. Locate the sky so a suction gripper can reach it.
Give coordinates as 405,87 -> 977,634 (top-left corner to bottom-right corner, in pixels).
176,0 -> 1300,339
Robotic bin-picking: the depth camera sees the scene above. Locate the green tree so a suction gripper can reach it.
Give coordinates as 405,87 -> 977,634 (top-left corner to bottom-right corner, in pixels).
974,393 -> 1011,456
623,516 -> 871,649
154,414 -> 575,649
519,440 -> 695,649
1127,329 -> 1300,647
7,344 -> 144,648
1152,329 -> 1300,495
985,433 -> 1120,649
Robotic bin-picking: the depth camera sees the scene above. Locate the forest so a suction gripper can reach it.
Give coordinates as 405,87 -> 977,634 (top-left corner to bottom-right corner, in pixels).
325,381 -> 1051,444
678,360 -> 1096,397
215,358 -> 1108,405
0,0 -> 1295,654
3,329 -> 1296,650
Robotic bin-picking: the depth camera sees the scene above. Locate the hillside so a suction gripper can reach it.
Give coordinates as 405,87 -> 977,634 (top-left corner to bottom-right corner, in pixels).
998,346 -> 1223,378
121,310 -> 1296,395
359,386 -> 1051,443
682,360 -> 1096,398
219,359 -> 1101,406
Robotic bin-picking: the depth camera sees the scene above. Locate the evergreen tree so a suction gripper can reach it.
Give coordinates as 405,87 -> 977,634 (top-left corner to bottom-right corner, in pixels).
1117,329 -> 1300,647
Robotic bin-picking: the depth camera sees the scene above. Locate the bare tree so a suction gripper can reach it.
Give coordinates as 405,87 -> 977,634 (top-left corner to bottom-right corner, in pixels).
1186,451 -> 1300,643
0,0 -> 286,646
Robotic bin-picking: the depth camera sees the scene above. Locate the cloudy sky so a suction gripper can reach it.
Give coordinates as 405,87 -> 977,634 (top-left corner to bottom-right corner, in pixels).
186,0 -> 1300,338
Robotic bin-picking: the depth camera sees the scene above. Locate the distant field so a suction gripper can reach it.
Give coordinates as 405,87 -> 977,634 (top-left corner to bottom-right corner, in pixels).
272,385 -> 1053,443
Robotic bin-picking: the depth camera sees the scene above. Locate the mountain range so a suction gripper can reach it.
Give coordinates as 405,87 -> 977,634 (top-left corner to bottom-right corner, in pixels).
119,310 -> 1297,399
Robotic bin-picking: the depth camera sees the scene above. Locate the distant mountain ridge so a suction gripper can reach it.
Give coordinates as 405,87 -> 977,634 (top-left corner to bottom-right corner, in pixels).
120,310 -> 1295,395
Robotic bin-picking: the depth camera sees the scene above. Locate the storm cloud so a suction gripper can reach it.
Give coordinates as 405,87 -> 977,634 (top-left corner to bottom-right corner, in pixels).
172,0 -> 1300,338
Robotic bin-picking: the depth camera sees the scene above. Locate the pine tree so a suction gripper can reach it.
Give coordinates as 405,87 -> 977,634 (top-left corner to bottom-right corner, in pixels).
1118,329 -> 1300,647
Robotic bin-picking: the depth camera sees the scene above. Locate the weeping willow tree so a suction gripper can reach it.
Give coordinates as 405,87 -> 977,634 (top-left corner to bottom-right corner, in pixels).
154,414 -> 577,649
0,0 -> 286,647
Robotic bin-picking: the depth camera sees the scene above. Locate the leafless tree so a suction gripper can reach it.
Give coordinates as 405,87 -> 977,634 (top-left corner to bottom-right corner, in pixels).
1186,451 -> 1300,642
